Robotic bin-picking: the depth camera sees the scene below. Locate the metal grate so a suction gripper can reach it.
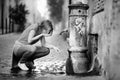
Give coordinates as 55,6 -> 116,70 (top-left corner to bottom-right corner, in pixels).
93,0 -> 105,15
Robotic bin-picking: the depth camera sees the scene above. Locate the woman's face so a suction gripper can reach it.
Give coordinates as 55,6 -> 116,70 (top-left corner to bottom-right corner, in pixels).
42,27 -> 52,37
40,20 -> 53,36
42,28 -> 50,34
43,22 -> 52,33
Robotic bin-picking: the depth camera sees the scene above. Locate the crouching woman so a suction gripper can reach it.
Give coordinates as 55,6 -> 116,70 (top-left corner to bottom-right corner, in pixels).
11,20 -> 60,71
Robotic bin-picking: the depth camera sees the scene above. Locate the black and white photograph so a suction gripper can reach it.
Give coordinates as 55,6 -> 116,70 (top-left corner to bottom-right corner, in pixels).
0,0 -> 119,80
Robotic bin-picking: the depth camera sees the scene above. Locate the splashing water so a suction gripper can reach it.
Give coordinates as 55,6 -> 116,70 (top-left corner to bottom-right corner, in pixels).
37,0 -> 50,20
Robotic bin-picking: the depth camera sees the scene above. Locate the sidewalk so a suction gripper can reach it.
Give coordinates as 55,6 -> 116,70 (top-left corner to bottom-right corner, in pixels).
0,33 -> 20,74
0,33 -> 105,80
0,73 -> 105,80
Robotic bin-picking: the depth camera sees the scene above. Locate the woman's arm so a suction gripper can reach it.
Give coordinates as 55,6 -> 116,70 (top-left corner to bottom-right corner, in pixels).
28,30 -> 43,44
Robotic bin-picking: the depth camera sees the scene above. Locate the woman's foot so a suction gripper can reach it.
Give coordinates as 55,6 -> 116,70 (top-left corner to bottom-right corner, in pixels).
26,61 -> 36,70
18,63 -> 29,71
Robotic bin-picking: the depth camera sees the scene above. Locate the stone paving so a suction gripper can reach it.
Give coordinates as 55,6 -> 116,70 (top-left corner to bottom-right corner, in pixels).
34,60 -> 66,74
0,33 -> 105,80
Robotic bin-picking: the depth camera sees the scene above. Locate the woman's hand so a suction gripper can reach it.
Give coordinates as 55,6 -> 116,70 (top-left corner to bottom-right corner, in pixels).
41,33 -> 51,37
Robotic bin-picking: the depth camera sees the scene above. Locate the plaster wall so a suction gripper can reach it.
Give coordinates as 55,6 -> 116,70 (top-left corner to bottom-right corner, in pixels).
88,0 -> 120,80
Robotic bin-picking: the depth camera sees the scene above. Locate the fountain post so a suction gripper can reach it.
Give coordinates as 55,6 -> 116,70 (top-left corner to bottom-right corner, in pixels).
66,0 -> 89,74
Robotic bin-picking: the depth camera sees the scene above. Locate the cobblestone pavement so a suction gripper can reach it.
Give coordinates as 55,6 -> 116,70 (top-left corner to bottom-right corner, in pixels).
0,33 -> 105,80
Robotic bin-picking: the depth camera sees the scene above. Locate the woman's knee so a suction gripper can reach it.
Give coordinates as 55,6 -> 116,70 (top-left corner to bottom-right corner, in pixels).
29,46 -> 36,53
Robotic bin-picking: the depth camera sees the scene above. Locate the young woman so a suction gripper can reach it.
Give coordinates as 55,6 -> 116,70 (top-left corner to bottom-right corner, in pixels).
11,20 -> 60,71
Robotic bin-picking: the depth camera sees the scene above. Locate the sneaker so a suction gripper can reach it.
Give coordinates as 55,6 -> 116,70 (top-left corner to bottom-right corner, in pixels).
18,63 -> 29,71
26,61 -> 36,70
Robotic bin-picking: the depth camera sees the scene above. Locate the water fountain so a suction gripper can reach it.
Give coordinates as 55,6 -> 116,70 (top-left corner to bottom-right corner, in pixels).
66,0 -> 89,74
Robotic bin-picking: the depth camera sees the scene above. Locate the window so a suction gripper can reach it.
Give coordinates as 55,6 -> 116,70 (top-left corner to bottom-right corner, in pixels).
93,0 -> 105,15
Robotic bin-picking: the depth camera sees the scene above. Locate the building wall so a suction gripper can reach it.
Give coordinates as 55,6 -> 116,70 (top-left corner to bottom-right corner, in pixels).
88,0 -> 120,80
0,0 -> 22,34
0,0 -> 1,28
0,0 -> 11,33
108,0 -> 120,80
4,0 -> 10,29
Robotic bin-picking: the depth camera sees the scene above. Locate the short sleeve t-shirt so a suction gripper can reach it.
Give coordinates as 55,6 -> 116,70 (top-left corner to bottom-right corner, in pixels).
17,24 -> 41,45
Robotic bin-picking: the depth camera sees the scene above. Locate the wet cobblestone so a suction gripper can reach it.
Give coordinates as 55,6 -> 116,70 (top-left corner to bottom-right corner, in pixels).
0,33 -> 105,80
34,60 -> 66,75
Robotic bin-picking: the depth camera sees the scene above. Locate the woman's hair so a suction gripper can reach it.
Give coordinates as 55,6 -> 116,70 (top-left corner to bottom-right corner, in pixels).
40,20 -> 53,34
